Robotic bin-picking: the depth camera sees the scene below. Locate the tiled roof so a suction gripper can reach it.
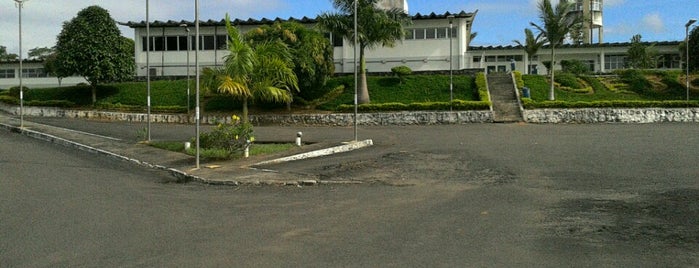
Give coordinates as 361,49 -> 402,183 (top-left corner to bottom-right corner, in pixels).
118,10 -> 477,28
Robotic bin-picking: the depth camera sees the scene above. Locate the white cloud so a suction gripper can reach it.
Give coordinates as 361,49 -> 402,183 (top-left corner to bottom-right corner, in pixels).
642,13 -> 665,34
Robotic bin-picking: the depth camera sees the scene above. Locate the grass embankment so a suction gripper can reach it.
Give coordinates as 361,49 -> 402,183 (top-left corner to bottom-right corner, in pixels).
522,70 -> 699,108
150,140 -> 297,161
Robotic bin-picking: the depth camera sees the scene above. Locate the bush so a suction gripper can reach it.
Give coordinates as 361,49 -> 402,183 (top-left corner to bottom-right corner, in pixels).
522,99 -> 699,109
693,78 -> 699,87
391,66 -> 412,84
555,72 -> 584,89
0,95 -> 18,105
560,59 -> 590,75
199,115 -> 254,158
337,100 -> 490,112
475,72 -> 490,102
8,86 -> 30,98
617,69 -> 652,94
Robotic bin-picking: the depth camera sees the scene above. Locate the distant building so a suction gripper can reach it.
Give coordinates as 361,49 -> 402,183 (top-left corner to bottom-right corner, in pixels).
469,41 -> 682,74
0,60 -> 87,89
563,0 -> 604,44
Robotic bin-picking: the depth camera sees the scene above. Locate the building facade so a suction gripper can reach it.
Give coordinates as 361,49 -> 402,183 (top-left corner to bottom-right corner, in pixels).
0,60 -> 87,89
120,11 -> 478,77
469,41 -> 682,74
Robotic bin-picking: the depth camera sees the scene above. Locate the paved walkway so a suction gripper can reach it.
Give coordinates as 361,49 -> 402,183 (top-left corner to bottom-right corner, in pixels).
0,113 -> 372,186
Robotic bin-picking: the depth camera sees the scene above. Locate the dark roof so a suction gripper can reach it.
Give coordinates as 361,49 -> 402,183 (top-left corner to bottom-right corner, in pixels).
118,10 -> 477,28
0,59 -> 45,64
470,40 -> 682,51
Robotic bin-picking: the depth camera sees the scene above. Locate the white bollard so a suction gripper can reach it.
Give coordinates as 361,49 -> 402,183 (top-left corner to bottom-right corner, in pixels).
296,132 -> 303,147
184,142 -> 191,150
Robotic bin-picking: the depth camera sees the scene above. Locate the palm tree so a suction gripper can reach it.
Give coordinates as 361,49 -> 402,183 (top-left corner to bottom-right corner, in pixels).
530,0 -> 580,100
318,0 -> 411,104
513,28 -> 545,75
202,14 -> 298,123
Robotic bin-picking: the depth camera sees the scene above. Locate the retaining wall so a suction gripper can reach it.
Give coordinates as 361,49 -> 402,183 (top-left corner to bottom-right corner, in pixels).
2,103 -> 698,125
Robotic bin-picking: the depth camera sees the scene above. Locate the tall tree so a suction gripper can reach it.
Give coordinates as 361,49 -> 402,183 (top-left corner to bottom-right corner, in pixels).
687,26 -> 699,72
43,52 -> 73,87
530,0 -> 581,100
626,34 -> 657,69
318,0 -> 411,104
513,28 -> 545,74
55,6 -> 134,104
0,46 -> 19,61
245,21 -> 335,102
201,14 -> 298,123
27,47 -> 54,61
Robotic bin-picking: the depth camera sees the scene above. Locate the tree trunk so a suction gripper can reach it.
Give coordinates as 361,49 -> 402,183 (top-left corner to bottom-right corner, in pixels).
91,85 -> 97,105
358,46 -> 370,104
242,96 -> 249,123
549,47 -> 556,101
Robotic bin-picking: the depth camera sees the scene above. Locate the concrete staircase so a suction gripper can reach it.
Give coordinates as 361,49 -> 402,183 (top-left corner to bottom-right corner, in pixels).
487,73 -> 524,123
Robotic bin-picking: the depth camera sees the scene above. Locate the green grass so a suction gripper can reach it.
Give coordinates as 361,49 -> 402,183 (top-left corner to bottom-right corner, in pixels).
318,74 -> 477,110
149,140 -> 297,160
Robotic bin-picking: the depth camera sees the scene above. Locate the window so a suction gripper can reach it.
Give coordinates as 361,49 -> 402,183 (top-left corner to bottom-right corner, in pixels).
437,28 -> 448,39
153,36 -> 164,51
200,35 -> 215,50
179,36 -> 190,51
414,28 -> 425,39
22,68 -> 48,78
166,36 -> 179,51
591,0 -> 602,11
405,29 -> 414,40
426,28 -> 436,39
605,55 -> 626,70
473,56 -> 482,63
0,69 -> 14,79
216,35 -> 228,50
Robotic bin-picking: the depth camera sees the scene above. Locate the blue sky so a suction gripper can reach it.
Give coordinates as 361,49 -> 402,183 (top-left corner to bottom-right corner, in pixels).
1,0 -> 697,57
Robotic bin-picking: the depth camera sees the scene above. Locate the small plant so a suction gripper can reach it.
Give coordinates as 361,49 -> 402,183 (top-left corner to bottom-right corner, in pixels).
198,115 -> 254,158
391,65 -> 412,84
136,127 -> 148,141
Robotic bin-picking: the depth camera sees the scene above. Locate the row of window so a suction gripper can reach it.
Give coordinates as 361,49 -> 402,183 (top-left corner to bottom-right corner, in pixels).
141,35 -> 228,52
0,68 -> 50,79
473,55 -> 524,63
405,27 -> 458,40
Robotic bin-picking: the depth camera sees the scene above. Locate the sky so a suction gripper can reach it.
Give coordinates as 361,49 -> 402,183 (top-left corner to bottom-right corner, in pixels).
1,0 -> 697,58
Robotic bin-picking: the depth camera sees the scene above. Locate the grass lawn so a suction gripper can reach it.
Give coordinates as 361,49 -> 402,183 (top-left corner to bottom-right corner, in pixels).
149,140 -> 297,160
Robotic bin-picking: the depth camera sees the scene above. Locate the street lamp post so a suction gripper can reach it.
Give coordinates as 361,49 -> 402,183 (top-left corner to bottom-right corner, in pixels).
146,0 -> 152,141
14,0 -> 28,128
686,19 -> 696,105
353,0 -> 358,141
448,15 -> 455,111
195,0 -> 201,169
180,24 -> 191,115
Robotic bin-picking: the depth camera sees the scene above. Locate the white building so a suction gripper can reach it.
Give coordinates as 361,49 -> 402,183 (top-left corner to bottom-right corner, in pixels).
120,11 -> 478,77
0,60 -> 87,89
469,41 -> 682,74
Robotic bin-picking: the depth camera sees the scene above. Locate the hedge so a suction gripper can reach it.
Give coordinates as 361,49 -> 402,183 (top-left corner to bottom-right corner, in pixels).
337,100 -> 490,112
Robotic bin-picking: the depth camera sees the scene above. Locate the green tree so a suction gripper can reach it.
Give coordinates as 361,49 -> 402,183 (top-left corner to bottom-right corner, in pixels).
55,6 -> 134,104
245,21 -> 334,101
513,28 -> 545,74
27,47 -> 53,61
318,0 -> 411,104
202,14 -> 298,123
530,0 -> 581,100
626,34 -> 657,69
0,46 -> 19,61
43,52 -> 73,87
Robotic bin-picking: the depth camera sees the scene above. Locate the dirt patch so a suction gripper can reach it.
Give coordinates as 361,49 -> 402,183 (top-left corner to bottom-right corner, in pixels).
547,188 -> 699,247
315,151 -> 514,186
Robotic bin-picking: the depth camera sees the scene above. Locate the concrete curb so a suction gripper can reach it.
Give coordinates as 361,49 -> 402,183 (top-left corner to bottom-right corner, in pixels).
253,139 -> 374,166
1,121 -> 373,187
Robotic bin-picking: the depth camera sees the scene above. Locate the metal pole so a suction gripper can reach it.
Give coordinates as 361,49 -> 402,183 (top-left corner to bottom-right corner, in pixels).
353,0 -> 358,142
686,19 -> 696,106
449,15 -> 454,111
15,0 -> 26,128
195,0 -> 201,169
146,0 -> 151,141
180,24 -> 191,114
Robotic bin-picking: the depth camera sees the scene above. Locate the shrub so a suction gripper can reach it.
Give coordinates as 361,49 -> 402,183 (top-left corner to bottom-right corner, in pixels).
617,69 -> 652,94
0,95 -> 18,105
555,72 -> 584,89
475,72 -> 490,102
8,86 -> 30,98
391,66 -> 412,84
513,71 -> 524,89
199,115 -> 254,158
560,59 -> 590,75
693,78 -> 699,87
